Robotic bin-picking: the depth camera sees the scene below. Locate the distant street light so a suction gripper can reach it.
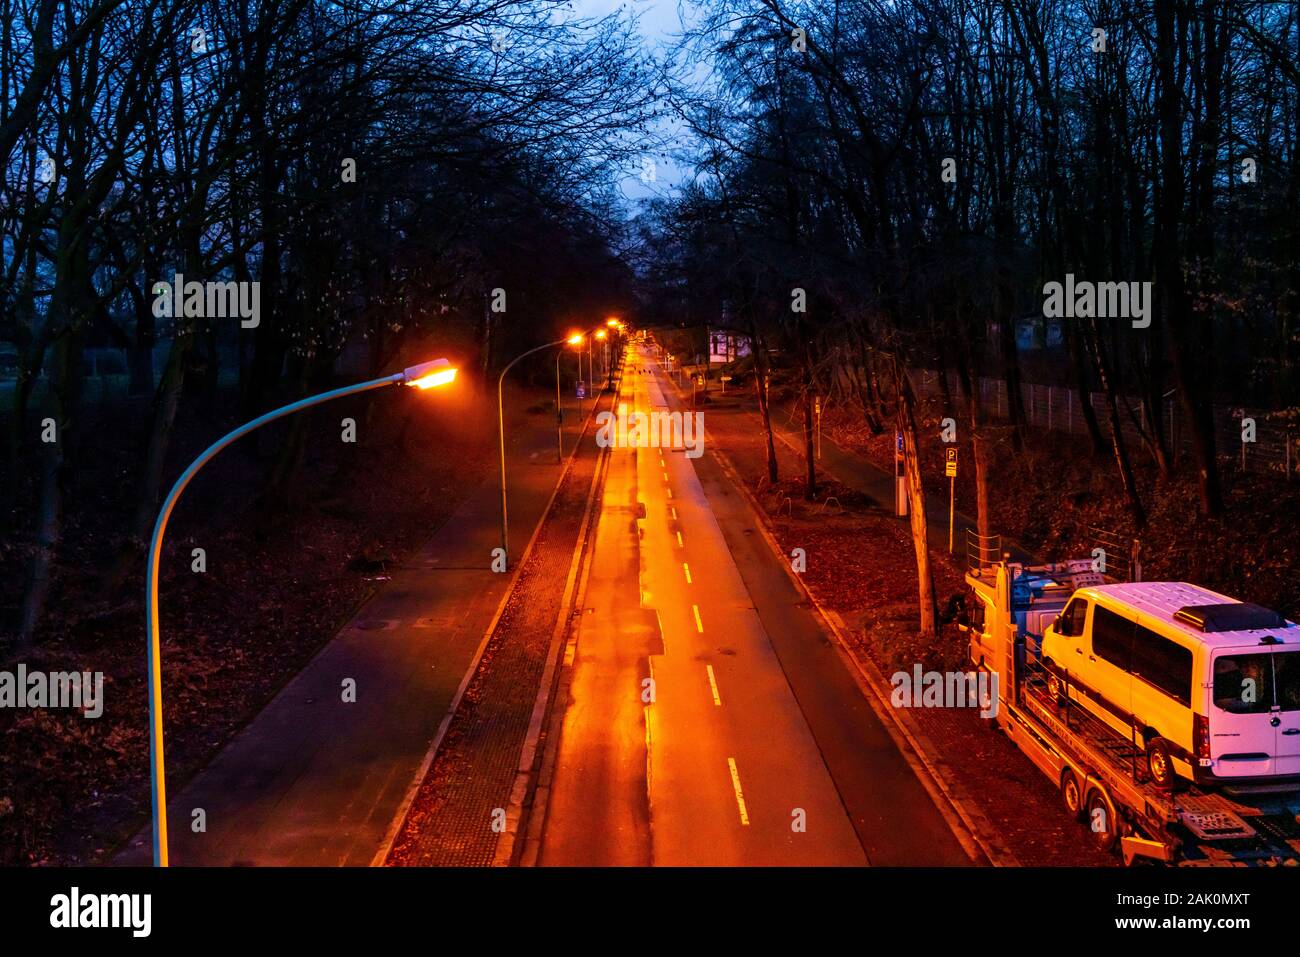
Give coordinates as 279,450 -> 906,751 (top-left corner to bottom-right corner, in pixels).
604,319 -> 623,389
144,358 -> 458,867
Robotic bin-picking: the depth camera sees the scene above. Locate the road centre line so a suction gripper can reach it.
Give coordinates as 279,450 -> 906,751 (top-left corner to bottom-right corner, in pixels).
706,665 -> 722,706
727,758 -> 750,826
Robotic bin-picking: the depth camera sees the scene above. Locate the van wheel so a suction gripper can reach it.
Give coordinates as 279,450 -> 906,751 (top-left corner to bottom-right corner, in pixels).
1146,738 -> 1175,790
1085,789 -> 1118,853
1060,770 -> 1083,821
1045,667 -> 1066,707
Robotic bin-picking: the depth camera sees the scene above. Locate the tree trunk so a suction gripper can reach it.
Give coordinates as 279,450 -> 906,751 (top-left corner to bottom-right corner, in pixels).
750,320 -> 778,485
18,323 -> 80,647
802,361 -> 817,500
1155,0 -> 1223,516
898,367 -> 938,637
1087,319 -> 1147,530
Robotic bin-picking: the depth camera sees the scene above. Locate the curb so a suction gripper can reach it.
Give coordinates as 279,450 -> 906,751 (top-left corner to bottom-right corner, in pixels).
515,368 -> 632,866
495,395 -> 615,866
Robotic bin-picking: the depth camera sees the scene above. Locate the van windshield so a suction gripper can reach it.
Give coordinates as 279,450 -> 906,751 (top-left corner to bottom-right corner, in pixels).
1213,651 -> 1300,714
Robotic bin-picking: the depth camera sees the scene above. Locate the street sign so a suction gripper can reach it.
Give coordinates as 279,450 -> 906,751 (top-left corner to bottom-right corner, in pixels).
894,432 -> 907,517
945,447 -> 958,477
576,381 -> 586,399
814,396 -> 822,460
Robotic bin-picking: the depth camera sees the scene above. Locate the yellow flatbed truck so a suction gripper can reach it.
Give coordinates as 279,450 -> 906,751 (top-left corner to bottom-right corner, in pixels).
964,558 -> 1300,865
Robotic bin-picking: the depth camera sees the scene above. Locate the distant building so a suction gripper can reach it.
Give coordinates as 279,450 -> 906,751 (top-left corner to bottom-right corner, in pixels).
707,328 -> 751,365
1015,317 -> 1064,351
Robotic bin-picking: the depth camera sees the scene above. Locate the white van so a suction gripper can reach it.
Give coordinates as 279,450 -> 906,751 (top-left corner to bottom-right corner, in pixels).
1040,582 -> 1300,788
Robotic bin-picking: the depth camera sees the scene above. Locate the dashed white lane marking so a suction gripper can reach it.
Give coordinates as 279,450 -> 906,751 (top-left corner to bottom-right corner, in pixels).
706,665 -> 722,706
692,604 -> 703,633
676,530 -> 684,548
727,758 -> 750,826
682,562 -> 692,584
670,506 -> 677,520
663,471 -> 669,481
666,488 -> 673,499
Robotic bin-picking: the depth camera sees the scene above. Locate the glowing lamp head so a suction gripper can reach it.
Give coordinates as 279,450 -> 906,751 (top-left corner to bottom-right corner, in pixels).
567,334 -> 584,345
606,318 -> 619,327
403,357 -> 457,390
595,331 -> 606,340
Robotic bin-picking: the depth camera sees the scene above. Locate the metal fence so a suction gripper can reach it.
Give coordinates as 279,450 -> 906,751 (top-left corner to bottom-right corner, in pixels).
913,369 -> 1299,481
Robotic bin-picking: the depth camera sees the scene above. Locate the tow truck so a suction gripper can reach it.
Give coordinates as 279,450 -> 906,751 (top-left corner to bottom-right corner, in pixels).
962,553 -> 1300,865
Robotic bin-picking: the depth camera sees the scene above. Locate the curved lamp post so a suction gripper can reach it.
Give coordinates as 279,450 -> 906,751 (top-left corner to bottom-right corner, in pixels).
144,357 -> 457,867
497,336 -> 583,567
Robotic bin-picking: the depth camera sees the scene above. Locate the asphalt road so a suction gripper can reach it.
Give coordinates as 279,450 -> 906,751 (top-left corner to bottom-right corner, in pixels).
539,346 -> 973,865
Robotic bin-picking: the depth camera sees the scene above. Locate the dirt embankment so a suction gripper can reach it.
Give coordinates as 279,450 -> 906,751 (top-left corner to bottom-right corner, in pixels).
819,393 -> 1300,619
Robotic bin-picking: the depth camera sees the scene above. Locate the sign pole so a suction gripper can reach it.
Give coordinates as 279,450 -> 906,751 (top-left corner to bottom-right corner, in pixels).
894,431 -> 907,517
948,474 -> 955,554
944,447 -> 958,553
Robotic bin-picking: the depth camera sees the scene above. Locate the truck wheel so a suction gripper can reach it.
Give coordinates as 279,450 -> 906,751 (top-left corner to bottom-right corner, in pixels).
1146,738 -> 1175,790
1085,789 -> 1118,853
1060,770 -> 1083,821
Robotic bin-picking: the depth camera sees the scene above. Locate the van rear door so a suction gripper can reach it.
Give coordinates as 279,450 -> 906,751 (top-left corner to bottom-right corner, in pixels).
1210,650 -> 1284,778
1272,650 -> 1300,776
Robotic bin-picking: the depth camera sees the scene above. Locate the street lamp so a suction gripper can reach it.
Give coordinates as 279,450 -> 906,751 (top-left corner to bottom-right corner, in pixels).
595,328 -> 605,390
592,330 -> 605,395
144,357 -> 457,867
498,336 -> 582,567
604,319 -> 623,389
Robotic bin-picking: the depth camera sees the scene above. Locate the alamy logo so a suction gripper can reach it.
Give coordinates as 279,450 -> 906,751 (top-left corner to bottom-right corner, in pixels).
50,887 -> 150,937
1042,273 -> 1152,329
152,272 -> 260,328
596,404 -> 704,459
890,665 -> 999,718
0,665 -> 103,718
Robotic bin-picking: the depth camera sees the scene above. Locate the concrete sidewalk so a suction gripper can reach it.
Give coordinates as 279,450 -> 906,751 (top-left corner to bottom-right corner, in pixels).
117,391 -> 604,866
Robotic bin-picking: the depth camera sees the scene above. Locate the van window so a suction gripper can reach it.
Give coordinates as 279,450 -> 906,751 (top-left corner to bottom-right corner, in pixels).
1132,624 -> 1193,705
1216,651 -> 1300,714
1092,606 -> 1133,669
1056,598 -> 1087,637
